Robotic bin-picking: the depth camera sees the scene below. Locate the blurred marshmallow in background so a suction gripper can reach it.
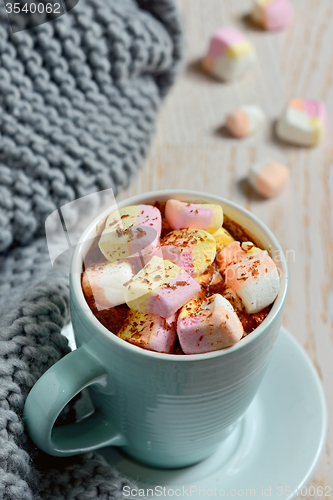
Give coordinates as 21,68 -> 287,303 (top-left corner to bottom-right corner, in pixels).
226,105 -> 265,138
276,99 -> 327,146
248,159 -> 290,198
251,0 -> 292,30
203,26 -> 256,81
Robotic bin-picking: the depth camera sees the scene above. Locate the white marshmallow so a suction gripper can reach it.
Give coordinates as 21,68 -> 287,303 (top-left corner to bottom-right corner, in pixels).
245,105 -> 265,133
235,267 -> 280,314
202,293 -> 236,315
225,253 -> 280,314
213,54 -> 255,81
276,99 -> 327,146
82,261 -> 135,310
203,27 -> 256,82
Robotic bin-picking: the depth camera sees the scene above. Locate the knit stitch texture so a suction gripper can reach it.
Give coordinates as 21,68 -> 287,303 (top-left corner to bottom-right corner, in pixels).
0,0 -> 182,498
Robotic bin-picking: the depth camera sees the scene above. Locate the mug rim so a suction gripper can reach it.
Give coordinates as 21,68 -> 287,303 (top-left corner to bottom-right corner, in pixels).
70,189 -> 288,362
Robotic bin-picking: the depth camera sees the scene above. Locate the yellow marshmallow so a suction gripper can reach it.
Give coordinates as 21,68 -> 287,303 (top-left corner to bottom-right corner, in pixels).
212,227 -> 235,251
226,41 -> 254,59
241,241 -> 265,254
161,228 -> 216,277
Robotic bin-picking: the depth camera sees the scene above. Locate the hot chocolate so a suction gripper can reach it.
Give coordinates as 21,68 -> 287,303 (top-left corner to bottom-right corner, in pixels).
82,199 -> 280,354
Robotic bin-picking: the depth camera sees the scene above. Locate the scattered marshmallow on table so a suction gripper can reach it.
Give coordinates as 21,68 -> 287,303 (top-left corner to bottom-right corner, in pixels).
82,261 -> 135,310
165,199 -> 223,233
117,310 -> 177,354
252,0 -> 292,30
177,293 -> 244,354
203,26 -> 256,81
161,228 -> 216,277
225,253 -> 280,314
125,255 -> 201,319
226,106 -> 265,138
216,241 -> 247,273
248,159 -> 289,198
99,205 -> 161,262
276,99 -> 327,146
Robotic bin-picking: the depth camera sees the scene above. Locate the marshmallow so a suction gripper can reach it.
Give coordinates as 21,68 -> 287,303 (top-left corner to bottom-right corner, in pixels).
222,285 -> 245,312
203,27 -> 256,81
194,265 -> 216,290
161,228 -> 216,277
225,253 -> 280,314
248,159 -> 289,198
82,261 -> 135,310
276,99 -> 327,146
212,227 -> 235,251
165,199 -> 223,233
252,0 -> 292,30
99,205 -> 161,262
226,106 -> 265,138
241,241 -> 265,254
117,310 -> 177,354
177,294 -> 244,354
125,256 -> 201,318
216,241 -> 247,273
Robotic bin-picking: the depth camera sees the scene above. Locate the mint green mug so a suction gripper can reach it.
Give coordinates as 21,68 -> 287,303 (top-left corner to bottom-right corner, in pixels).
24,190 -> 288,468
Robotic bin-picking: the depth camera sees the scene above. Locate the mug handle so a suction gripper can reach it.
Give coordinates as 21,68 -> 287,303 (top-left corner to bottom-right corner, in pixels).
23,345 -> 126,456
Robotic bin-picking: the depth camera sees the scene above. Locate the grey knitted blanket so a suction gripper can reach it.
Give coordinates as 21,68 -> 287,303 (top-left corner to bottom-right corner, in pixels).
0,1 -> 182,498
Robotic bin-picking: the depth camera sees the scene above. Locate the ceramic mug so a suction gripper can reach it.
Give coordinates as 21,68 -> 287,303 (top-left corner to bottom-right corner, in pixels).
24,190 -> 288,469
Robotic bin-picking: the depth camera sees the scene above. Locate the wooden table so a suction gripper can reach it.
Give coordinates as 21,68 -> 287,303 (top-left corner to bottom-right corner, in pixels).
118,0 -> 333,494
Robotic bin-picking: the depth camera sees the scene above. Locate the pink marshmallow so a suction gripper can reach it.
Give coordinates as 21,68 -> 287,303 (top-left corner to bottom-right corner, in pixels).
252,0 -> 292,31
265,0 -> 291,30
248,160 -> 289,198
117,311 -> 176,354
303,100 -> 327,123
225,253 -> 280,314
165,199 -> 223,233
226,109 -> 248,138
207,27 -> 247,58
125,256 -> 201,318
216,241 -> 247,273
147,273 -> 200,318
177,294 -> 244,354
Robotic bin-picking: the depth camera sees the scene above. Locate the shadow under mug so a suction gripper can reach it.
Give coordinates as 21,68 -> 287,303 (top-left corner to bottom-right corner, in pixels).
24,190 -> 288,469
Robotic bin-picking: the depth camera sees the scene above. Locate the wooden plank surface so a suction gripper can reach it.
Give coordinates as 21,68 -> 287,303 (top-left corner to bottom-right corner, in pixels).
118,0 -> 333,493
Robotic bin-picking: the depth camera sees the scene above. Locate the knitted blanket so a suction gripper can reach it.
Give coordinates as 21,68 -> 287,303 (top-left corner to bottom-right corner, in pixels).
0,1 -> 182,498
